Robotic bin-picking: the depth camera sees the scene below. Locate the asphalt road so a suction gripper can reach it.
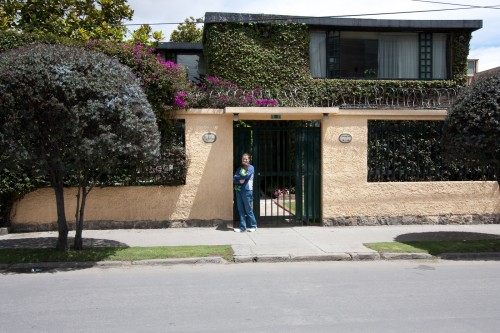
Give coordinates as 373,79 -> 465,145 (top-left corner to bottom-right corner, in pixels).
1,261 -> 499,332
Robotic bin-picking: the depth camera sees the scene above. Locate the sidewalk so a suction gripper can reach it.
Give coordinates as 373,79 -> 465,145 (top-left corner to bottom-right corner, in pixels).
2,224 -> 500,267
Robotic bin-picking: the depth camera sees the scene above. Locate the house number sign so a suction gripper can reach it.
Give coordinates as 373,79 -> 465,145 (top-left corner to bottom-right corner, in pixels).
339,133 -> 352,143
202,133 -> 217,143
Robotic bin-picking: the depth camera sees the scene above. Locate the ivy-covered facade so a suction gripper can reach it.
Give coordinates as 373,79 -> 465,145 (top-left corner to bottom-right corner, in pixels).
157,12 -> 480,108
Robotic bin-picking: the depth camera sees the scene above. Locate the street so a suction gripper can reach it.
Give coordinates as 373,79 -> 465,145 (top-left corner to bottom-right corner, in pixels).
1,261 -> 499,332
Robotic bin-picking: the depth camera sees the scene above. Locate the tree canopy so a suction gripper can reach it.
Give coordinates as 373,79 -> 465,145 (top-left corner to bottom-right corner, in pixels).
0,43 -> 161,249
169,16 -> 203,43
0,0 -> 133,41
443,72 -> 500,187
128,24 -> 164,46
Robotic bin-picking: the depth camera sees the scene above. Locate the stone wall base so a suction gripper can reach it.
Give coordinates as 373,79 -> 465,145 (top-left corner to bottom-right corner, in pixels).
10,214 -> 500,231
11,219 -> 231,233
323,214 -> 500,226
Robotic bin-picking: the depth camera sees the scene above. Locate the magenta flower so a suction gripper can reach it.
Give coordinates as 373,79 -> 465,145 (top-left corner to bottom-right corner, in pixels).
174,92 -> 188,108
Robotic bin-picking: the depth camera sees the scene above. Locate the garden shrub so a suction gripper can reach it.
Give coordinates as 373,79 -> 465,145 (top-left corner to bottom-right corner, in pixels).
443,72 -> 500,186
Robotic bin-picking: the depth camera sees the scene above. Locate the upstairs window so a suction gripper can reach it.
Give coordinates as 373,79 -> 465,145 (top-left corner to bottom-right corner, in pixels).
176,54 -> 206,81
162,52 -> 206,81
310,31 -> 448,80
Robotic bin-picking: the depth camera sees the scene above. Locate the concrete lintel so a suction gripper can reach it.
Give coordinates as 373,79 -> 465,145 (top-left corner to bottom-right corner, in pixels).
225,107 -> 337,115
335,108 -> 447,119
226,107 -> 337,120
175,108 -> 225,116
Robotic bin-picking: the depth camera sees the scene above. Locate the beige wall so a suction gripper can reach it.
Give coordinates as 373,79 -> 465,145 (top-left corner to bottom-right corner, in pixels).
322,110 -> 500,218
10,109 -> 234,226
10,107 -> 500,228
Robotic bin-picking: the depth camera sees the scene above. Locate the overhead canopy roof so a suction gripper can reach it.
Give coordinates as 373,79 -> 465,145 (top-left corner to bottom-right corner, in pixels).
204,12 -> 482,32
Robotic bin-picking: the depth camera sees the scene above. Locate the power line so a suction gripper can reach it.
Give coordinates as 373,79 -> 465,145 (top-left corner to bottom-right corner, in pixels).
411,0 -> 500,9
122,5 -> 500,27
4,3 -> 499,30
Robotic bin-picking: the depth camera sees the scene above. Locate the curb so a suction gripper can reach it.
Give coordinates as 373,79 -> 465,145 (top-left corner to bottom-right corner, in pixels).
349,252 -> 381,261
2,252 -> 500,272
234,253 -> 353,263
438,252 -> 500,261
381,253 -> 434,260
0,257 -> 227,272
233,252 -> 500,263
234,252 -> 379,263
131,257 -> 226,265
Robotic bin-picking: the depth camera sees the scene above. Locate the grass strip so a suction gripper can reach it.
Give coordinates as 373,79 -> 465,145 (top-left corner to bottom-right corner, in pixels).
0,245 -> 234,264
364,239 -> 500,256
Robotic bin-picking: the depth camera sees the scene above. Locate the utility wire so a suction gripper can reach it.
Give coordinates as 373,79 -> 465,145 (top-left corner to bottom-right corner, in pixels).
123,4 -> 500,26
4,2 -> 498,30
411,0 -> 500,9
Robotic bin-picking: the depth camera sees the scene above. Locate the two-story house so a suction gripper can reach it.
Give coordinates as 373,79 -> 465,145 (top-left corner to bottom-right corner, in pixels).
12,12 -> 499,231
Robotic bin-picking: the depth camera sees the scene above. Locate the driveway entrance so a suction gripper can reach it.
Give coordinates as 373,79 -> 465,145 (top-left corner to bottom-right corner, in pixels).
233,121 -> 321,226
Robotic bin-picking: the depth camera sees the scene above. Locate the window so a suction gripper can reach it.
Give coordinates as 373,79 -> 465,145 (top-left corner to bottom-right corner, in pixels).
310,31 -> 327,77
310,31 -> 448,80
467,59 -> 478,75
160,52 -> 206,81
176,54 -> 206,81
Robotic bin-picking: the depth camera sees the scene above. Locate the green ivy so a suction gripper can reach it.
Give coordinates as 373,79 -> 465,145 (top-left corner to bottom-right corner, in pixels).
204,23 -> 471,100
368,120 -> 496,182
204,23 -> 310,91
450,31 -> 472,87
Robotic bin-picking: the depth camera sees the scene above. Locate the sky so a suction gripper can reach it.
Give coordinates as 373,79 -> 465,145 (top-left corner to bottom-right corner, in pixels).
126,0 -> 500,71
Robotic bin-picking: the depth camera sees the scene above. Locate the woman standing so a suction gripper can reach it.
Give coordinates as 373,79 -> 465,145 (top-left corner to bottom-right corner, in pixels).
233,153 -> 258,232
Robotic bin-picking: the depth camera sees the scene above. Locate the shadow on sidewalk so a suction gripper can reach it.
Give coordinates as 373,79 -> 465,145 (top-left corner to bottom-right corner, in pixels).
395,231 -> 500,242
0,238 -> 130,275
216,224 -> 234,232
0,237 -> 128,249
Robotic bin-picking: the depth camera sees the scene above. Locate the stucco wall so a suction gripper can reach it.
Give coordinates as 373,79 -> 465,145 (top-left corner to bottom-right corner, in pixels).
9,107 -> 500,230
10,109 -> 234,229
322,109 -> 500,220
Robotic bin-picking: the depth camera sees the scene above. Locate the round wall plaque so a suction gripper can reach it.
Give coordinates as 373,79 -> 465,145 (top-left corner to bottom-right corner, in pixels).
202,133 -> 217,143
339,133 -> 352,143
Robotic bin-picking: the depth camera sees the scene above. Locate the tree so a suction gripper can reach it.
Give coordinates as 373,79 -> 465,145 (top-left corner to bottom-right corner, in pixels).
169,17 -> 203,43
128,24 -> 164,46
0,0 -> 133,41
442,72 -> 500,188
0,44 -> 161,250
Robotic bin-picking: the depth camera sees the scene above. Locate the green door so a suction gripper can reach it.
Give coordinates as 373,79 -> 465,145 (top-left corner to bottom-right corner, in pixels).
233,121 -> 321,226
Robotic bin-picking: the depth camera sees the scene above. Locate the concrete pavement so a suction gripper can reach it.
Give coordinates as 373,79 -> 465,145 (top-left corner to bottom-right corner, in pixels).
2,224 -> 500,266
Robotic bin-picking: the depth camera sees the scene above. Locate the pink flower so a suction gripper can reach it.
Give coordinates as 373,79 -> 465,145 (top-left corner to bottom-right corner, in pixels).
174,92 -> 188,108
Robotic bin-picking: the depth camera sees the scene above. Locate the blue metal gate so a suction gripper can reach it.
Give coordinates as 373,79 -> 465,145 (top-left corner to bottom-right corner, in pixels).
233,121 -> 321,226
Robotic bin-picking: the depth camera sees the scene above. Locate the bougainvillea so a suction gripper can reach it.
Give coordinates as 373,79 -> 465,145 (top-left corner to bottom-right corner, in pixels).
84,40 -> 192,118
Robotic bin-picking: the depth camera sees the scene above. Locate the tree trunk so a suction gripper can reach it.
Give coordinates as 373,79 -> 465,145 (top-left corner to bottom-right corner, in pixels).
495,164 -> 500,193
52,175 -> 68,251
73,186 -> 88,251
